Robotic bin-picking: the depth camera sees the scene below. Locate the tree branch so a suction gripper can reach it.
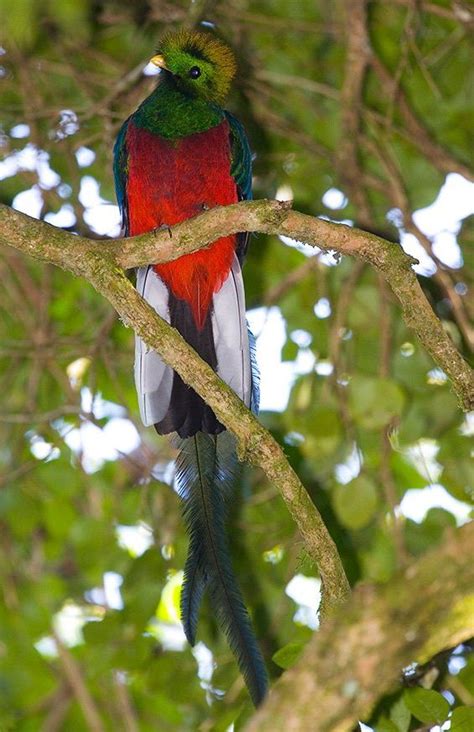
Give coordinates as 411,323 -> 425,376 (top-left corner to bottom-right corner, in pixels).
0,201 -> 355,614
1,197 -> 473,613
52,632 -> 105,732
1,201 -> 472,410
244,522 -> 474,732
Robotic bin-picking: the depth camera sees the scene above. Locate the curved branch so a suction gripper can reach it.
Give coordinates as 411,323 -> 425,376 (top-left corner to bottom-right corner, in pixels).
244,522 -> 474,732
1,200 -> 472,410
0,201 -> 353,614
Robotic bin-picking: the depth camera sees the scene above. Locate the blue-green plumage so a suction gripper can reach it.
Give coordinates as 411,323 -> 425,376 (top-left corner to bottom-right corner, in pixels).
176,432 -> 267,707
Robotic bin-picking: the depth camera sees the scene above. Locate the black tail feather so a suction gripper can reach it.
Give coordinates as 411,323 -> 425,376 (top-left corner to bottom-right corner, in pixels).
156,294 -> 224,437
176,432 -> 268,706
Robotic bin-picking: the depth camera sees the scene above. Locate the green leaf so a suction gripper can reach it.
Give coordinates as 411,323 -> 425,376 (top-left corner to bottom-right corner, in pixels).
361,530 -> 397,582
272,642 -> 305,669
333,476 -> 379,530
349,376 -> 406,430
403,687 -> 450,725
450,706 -> 474,732
389,695 -> 411,732
374,718 -> 399,732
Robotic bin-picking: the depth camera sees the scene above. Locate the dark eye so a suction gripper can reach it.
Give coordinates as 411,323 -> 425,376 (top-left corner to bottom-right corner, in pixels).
188,66 -> 201,79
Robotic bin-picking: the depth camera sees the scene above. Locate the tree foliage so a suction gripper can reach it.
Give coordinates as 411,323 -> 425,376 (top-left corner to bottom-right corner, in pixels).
0,1 -> 473,730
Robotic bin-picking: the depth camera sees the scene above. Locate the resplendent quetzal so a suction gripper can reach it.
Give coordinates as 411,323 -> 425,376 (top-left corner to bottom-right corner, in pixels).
113,30 -> 267,705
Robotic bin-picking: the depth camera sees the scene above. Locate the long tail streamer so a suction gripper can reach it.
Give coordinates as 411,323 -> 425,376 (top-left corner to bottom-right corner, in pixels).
176,431 -> 268,706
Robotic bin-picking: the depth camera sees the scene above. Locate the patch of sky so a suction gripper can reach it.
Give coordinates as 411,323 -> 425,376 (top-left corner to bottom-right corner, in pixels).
56,109 -> 79,139
334,444 -> 362,484
35,636 -> 58,659
59,416 -> 140,473
400,484 -> 471,525
442,690 -> 456,706
116,523 -> 154,557
279,233 -> 316,258
399,232 -> 437,276
153,458 -> 176,486
247,307 -> 315,412
285,574 -> 321,630
86,571 -> 124,610
75,145 -> 96,167
315,360 -> 333,376
80,387 -> 127,419
322,187 -> 348,210
149,571 -> 187,651
29,433 -> 60,462
460,411 -> 474,436
12,185 -> 43,217
314,297 -> 331,319
58,183 -> 72,198
404,438 -> 442,483
290,329 -> 312,347
44,203 -> 76,228
3,143 -> 60,191
54,600 -> 93,647
10,123 -> 30,139
448,652 -> 467,675
52,388 -> 140,473
192,641 -> 215,687
427,368 -> 448,385
319,214 -> 353,228
394,173 -> 474,275
80,175 -> 121,236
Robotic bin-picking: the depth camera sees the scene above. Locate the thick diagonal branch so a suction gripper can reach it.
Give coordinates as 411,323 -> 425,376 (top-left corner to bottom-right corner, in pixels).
244,522 -> 474,732
1,200 -> 472,410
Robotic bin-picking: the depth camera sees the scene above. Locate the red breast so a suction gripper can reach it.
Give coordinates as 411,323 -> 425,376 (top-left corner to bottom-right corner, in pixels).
126,119 -> 238,329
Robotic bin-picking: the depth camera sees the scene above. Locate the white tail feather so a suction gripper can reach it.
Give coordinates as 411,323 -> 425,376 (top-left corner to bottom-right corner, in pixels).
211,257 -> 251,407
134,266 -> 172,425
135,256 -> 252,428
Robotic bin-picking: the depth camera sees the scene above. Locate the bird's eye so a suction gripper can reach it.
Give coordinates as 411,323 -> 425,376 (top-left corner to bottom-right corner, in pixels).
188,66 -> 201,79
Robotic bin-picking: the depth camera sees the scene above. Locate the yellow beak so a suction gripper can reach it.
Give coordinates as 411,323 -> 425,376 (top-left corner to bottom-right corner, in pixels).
150,54 -> 168,70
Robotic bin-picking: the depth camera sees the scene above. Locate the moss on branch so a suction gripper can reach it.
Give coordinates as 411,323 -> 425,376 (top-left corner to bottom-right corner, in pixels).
1,198 -> 473,616
244,523 -> 474,732
1,200 -> 471,410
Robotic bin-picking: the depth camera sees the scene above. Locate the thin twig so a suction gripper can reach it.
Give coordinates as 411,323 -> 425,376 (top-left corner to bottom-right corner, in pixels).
377,276 -> 408,567
52,631 -> 106,732
113,672 -> 140,732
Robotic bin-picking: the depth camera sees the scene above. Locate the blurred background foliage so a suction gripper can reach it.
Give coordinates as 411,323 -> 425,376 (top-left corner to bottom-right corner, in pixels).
0,0 -> 473,730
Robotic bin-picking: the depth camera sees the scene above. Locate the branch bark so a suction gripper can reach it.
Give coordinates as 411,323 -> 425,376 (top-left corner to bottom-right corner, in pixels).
1,198 -> 473,616
244,522 -> 474,732
1,201 -> 472,410
1,197 -> 473,612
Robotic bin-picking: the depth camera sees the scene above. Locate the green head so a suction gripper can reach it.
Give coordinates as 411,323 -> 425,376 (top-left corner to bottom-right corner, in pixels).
151,30 -> 237,104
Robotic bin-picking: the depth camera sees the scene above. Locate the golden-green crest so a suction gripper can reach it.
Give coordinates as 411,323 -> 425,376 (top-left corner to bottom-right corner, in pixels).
151,30 -> 237,104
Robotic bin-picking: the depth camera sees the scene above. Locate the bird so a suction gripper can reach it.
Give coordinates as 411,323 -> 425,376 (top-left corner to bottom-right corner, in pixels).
113,30 -> 268,706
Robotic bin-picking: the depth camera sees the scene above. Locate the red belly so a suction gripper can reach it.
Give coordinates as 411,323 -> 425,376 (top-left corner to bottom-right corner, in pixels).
126,119 -> 237,329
